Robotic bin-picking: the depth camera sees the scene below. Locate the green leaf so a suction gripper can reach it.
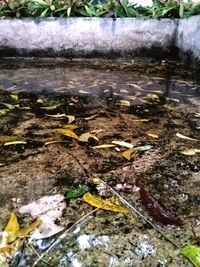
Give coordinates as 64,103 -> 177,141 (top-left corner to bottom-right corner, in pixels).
181,245 -> 200,267
65,185 -> 89,199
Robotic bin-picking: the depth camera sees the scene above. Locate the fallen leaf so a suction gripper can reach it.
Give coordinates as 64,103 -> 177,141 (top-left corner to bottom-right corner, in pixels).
0,109 -> 9,115
18,194 -> 66,239
92,144 -> 116,149
181,245 -> 200,267
2,103 -> 15,110
10,94 -> 19,101
45,113 -> 66,118
0,136 -> 18,144
40,104 -> 60,110
4,212 -> 19,244
147,133 -> 159,139
122,149 -> 135,160
111,141 -> 134,149
65,185 -> 89,199
79,90 -> 90,94
176,133 -> 198,141
181,149 -> 200,155
85,114 -> 99,120
78,133 -> 99,142
45,140 -> 69,145
117,100 -> 130,106
4,141 -> 27,146
66,115 -> 75,124
63,124 -> 79,130
83,192 -> 129,213
132,119 -> 149,122
0,256 -> 9,267
18,220 -> 41,238
137,182 -> 182,226
134,145 -> 153,152
53,128 -> 78,139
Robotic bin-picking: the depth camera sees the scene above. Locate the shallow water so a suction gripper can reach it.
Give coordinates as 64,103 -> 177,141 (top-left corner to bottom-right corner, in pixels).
0,58 -> 199,267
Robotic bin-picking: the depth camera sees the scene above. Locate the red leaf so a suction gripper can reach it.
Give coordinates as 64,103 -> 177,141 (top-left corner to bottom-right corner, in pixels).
137,181 -> 182,226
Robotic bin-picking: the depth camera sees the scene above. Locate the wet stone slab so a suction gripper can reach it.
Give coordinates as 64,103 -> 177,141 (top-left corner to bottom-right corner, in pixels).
0,58 -> 199,267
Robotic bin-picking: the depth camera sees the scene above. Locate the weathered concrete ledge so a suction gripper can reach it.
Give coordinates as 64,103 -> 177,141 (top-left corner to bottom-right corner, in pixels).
0,16 -> 199,62
0,17 -> 178,57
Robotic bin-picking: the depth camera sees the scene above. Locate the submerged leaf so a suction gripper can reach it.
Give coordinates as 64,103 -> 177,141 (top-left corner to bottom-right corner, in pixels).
147,133 -> 159,139
181,245 -> 200,267
18,194 -> 66,239
40,104 -> 60,110
63,124 -> 79,130
122,149 -> 135,160
45,113 -> 66,118
4,212 -> 20,243
45,140 -> 69,145
134,145 -> 152,152
53,128 -> 78,139
4,141 -> 27,146
18,220 -> 41,238
2,103 -> 15,110
10,94 -> 19,101
111,140 -> 134,149
137,183 -> 182,226
0,136 -> 18,144
0,109 -> 9,115
176,133 -> 198,141
65,185 -> 89,199
78,133 -> 99,142
92,144 -> 116,149
181,149 -> 200,156
83,192 -> 129,213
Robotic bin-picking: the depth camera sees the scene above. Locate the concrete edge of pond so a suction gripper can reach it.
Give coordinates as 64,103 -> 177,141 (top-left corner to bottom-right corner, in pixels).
0,16 -> 200,64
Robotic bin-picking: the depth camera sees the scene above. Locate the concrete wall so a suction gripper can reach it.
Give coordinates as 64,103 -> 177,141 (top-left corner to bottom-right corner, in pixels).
0,16 -> 200,61
0,18 -> 177,57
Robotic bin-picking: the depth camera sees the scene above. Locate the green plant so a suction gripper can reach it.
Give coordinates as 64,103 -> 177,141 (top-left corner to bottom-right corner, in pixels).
0,0 -> 200,18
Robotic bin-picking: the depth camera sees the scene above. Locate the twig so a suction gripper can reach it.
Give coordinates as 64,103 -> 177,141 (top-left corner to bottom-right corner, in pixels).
29,244 -> 53,266
32,208 -> 98,267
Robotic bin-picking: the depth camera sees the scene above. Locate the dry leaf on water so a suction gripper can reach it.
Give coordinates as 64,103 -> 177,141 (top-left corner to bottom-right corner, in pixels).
92,144 -> 116,149
78,133 -> 99,142
111,141 -> 134,149
122,149 -> 135,160
18,194 -> 66,239
181,149 -> 200,155
53,128 -> 78,139
4,141 -> 27,146
147,133 -> 159,139
0,212 -> 40,258
83,192 -> 129,213
176,133 -> 198,141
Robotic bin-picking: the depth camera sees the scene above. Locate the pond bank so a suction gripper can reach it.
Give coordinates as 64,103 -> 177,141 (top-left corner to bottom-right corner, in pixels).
0,15 -> 200,65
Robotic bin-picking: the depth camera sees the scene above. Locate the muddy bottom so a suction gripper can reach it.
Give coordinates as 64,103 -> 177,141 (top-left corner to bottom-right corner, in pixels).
0,58 -> 199,267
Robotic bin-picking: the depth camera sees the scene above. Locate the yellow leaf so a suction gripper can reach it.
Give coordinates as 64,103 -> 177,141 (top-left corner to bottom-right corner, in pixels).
0,136 -> 18,144
122,149 -> 135,160
53,128 -> 78,139
0,239 -> 24,257
181,149 -> 200,156
66,115 -> 75,124
92,144 -> 116,149
63,124 -> 79,130
4,141 -> 27,146
117,100 -> 130,106
147,133 -> 159,138
45,140 -> 69,145
45,113 -> 66,118
78,133 -> 99,142
83,192 -> 129,213
18,220 -> 41,238
40,104 -> 60,110
110,195 -> 120,206
176,133 -> 198,141
112,140 -> 133,149
4,212 -> 20,244
132,119 -> 149,122
10,94 -> 19,101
